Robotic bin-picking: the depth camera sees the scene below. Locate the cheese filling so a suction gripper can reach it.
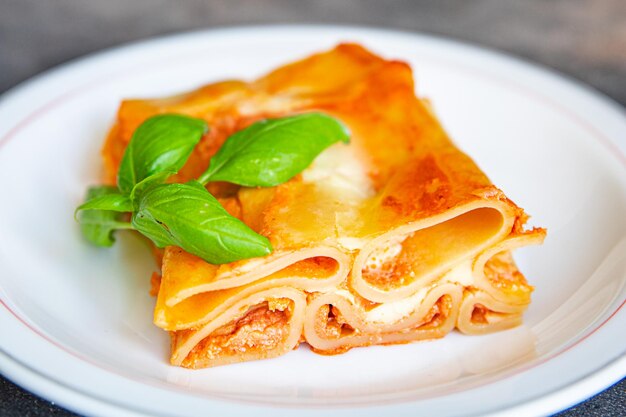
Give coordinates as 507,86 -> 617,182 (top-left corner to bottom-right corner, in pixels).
365,286 -> 429,324
364,235 -> 405,271
361,260 -> 472,324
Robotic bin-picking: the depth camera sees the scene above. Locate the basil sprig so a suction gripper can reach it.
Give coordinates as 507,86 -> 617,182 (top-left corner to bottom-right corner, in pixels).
76,112 -> 350,264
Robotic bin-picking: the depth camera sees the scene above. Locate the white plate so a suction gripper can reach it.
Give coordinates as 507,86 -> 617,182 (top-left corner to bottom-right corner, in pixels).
0,25 -> 624,417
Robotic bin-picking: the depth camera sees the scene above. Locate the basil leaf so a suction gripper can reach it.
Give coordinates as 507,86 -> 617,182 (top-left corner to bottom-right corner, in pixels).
117,114 -> 208,194
75,191 -> 132,215
197,113 -> 350,186
77,186 -> 133,247
132,181 -> 272,264
130,207 -> 176,249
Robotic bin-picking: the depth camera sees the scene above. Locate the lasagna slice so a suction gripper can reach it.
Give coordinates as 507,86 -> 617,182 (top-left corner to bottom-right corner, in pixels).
102,44 -> 545,368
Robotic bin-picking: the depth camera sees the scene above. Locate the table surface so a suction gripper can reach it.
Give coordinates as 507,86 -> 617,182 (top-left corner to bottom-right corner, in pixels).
0,0 -> 624,416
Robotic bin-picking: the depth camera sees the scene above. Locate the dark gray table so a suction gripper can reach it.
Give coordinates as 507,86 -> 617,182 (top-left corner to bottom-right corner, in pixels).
1,1 -> 624,416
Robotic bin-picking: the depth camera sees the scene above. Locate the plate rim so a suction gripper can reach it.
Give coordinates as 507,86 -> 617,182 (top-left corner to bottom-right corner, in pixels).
0,24 -> 625,417
2,342 -> 625,417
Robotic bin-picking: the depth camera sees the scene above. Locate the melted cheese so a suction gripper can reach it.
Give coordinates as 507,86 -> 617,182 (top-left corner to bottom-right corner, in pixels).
365,286 -> 429,324
333,289 -> 356,304
441,260 -> 474,287
364,236 -> 404,270
336,237 -> 367,251
363,260 -> 473,324
302,143 -> 374,199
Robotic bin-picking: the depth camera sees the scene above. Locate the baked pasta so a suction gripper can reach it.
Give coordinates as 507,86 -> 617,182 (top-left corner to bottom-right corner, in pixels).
101,44 -> 546,368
